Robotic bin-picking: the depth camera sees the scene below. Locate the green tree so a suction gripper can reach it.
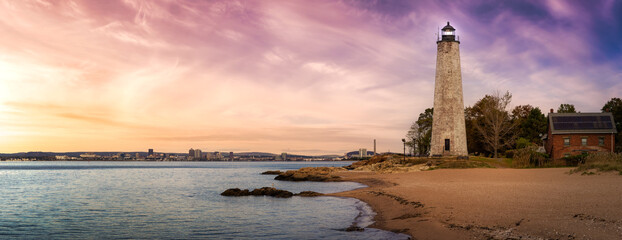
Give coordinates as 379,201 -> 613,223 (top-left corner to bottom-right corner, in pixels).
522,108 -> 547,144
602,97 -> 622,152
512,106 -> 547,145
557,104 -> 576,113
474,91 -> 517,159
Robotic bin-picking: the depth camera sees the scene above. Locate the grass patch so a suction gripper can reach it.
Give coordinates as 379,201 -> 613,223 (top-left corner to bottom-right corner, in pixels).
570,152 -> 622,174
402,157 -> 429,166
471,156 -> 513,168
434,160 -> 493,169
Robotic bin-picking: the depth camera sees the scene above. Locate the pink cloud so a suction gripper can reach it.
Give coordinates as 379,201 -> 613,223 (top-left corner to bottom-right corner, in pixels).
0,0 -> 619,154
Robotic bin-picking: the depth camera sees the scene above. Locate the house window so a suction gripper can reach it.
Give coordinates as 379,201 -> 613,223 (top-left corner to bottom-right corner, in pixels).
563,137 -> 570,146
598,137 -> 605,146
564,153 -> 571,158
581,137 -> 588,146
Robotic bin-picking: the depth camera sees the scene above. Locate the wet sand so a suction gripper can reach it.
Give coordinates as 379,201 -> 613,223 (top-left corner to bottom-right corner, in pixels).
331,168 -> 622,239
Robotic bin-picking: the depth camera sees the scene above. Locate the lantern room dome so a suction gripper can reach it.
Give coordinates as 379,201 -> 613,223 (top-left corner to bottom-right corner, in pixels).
441,22 -> 455,32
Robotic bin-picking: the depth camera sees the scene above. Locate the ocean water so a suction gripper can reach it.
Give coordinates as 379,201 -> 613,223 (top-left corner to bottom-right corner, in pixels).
0,161 -> 409,239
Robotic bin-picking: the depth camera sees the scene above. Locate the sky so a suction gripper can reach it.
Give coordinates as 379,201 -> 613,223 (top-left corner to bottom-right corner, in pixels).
1,0 -> 621,155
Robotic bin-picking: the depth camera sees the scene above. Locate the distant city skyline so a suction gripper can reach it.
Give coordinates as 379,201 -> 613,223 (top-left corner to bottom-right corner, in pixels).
1,1 -> 621,155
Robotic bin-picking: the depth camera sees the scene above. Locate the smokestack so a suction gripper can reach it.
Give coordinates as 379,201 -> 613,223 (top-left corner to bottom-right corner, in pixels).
374,139 -> 376,156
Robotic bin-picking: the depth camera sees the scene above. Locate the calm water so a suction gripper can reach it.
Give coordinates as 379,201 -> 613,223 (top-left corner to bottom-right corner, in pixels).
0,161 -> 408,239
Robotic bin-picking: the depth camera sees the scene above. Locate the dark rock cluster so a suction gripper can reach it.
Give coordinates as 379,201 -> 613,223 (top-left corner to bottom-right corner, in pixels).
221,187 -> 293,198
261,170 -> 283,175
344,226 -> 365,232
296,191 -> 324,197
220,187 -> 323,198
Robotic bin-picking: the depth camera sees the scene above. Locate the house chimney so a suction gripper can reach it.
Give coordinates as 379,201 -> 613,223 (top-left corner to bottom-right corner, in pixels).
606,108 -> 610,112
550,108 -> 554,113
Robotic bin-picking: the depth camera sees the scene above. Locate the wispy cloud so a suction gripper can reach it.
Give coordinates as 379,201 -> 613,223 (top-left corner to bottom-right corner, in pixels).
1,0 -> 620,154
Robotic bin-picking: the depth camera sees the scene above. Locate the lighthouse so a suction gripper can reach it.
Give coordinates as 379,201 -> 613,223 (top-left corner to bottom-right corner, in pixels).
430,22 -> 468,156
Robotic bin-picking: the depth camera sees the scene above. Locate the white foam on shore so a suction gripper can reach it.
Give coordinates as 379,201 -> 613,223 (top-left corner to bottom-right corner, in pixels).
352,199 -> 375,228
351,199 -> 411,239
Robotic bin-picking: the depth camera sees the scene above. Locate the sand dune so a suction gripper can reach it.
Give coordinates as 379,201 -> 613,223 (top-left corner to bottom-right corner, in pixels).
332,168 -> 622,239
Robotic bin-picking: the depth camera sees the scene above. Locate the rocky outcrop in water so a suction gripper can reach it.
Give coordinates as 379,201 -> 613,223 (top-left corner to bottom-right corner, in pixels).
274,167 -> 344,182
261,170 -> 283,175
296,191 -> 324,197
344,226 -> 365,232
220,187 -> 323,198
221,188 -> 251,196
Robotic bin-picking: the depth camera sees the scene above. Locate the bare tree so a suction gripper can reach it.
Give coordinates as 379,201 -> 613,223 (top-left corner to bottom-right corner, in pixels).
406,122 -> 419,154
475,90 -> 517,159
405,108 -> 433,156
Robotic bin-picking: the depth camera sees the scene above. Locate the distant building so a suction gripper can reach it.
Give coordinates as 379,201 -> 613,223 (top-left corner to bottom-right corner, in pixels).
359,148 -> 367,158
229,152 -> 234,161
544,112 -> 617,160
80,153 -> 97,158
148,149 -> 154,156
189,148 -> 195,160
281,152 -> 287,161
194,149 -> 202,159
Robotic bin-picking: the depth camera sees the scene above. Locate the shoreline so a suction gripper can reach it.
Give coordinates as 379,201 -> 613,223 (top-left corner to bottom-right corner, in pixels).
329,168 -> 622,239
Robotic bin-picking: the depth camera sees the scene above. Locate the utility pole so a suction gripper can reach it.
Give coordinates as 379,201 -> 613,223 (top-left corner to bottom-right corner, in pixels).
402,138 -> 406,162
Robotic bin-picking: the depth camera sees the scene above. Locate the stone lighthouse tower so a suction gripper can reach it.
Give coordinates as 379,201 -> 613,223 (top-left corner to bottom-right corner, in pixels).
430,22 -> 468,156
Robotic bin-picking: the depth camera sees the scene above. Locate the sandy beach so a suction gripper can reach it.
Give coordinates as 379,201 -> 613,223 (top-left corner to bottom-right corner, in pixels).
331,168 -> 622,239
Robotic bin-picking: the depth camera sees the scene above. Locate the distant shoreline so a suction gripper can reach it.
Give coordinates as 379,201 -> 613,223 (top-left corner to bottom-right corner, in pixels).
0,159 -> 352,162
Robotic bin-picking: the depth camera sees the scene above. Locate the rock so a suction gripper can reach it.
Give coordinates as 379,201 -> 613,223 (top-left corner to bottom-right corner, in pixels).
344,160 -> 368,170
295,191 -> 324,197
274,167 -> 343,182
344,226 -> 365,232
220,188 -> 250,196
221,187 -> 293,198
250,187 -> 293,198
221,187 -> 324,198
261,170 -> 283,175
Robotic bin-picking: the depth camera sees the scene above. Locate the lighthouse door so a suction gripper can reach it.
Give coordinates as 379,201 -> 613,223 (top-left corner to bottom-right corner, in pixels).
444,139 -> 450,151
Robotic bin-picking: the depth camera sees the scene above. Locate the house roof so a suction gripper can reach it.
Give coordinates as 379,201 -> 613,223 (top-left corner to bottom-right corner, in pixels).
548,112 -> 617,134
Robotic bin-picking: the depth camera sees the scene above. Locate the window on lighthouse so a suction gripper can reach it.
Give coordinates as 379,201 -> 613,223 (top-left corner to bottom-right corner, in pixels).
442,29 -> 454,35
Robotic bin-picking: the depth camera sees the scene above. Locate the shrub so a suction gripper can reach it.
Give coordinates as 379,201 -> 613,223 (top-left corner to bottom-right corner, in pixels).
512,146 -> 549,168
572,152 -> 622,174
516,137 -> 531,149
562,153 -> 588,166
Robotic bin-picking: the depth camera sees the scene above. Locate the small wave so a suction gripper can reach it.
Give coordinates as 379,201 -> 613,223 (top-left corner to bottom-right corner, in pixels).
350,199 -> 411,240
352,199 -> 375,228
